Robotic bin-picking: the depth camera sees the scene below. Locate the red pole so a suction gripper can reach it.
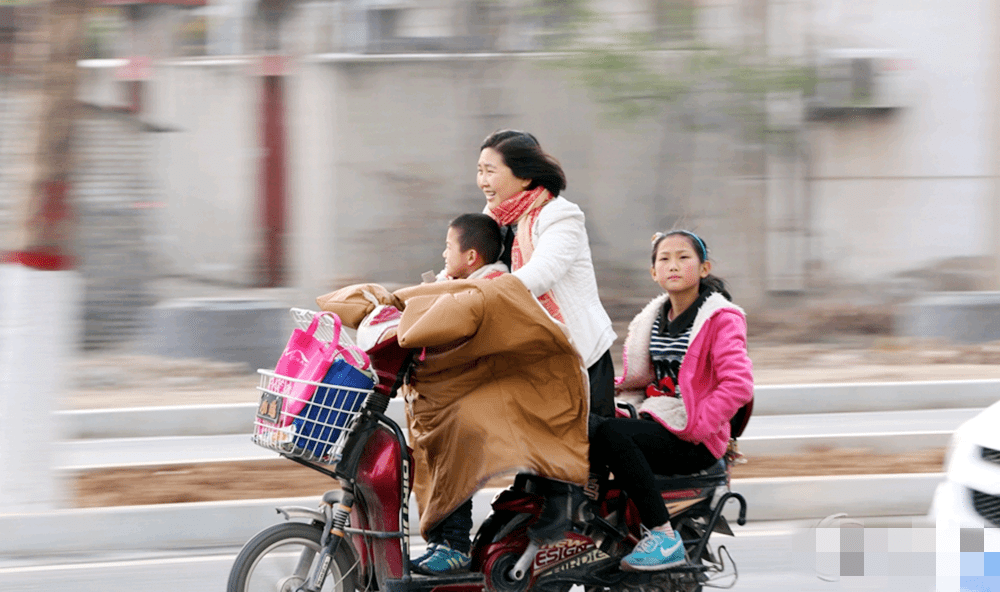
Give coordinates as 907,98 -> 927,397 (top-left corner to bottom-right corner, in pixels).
258,56 -> 286,287
0,5 -> 14,76
1,180 -> 75,270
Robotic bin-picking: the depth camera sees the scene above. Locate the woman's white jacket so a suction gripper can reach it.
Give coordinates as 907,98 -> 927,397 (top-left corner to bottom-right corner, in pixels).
498,196 -> 616,368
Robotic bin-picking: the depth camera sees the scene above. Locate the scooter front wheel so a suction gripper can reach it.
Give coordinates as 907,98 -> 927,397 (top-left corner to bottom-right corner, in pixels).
228,522 -> 358,592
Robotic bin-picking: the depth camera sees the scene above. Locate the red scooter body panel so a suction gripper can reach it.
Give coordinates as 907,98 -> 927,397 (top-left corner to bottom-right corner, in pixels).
348,504 -> 373,583
354,425 -> 406,586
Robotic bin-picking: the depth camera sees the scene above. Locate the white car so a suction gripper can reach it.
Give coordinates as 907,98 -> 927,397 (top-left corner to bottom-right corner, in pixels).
929,399 -> 1000,528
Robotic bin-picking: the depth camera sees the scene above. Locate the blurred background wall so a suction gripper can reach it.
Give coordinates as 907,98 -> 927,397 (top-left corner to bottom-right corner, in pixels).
2,0 -> 999,350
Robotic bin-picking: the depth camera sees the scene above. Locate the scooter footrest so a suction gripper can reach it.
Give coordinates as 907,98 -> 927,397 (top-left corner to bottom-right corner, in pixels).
665,563 -> 709,574
652,459 -> 729,490
385,572 -> 485,592
622,562 -> 708,584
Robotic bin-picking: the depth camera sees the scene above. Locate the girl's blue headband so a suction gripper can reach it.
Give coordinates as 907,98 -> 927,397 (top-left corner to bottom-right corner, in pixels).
651,230 -> 708,261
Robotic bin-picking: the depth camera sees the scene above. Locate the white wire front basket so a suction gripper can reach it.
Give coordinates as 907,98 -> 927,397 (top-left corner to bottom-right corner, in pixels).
253,369 -> 374,465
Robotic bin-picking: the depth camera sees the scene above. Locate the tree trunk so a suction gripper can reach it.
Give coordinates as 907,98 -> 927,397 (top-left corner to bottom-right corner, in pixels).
4,0 -> 85,268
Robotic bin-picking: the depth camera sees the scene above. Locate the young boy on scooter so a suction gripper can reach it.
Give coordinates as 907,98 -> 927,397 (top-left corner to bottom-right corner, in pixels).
412,212 -> 507,575
437,213 -> 507,282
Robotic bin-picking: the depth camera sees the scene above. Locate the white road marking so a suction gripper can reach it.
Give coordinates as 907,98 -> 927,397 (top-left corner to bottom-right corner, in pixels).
0,553 -> 235,574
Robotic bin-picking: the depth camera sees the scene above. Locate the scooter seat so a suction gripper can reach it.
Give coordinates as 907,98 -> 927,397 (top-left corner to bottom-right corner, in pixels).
652,458 -> 728,491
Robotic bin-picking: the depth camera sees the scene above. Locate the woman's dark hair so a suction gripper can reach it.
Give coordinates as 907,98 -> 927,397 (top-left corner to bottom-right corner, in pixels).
651,230 -> 731,300
480,130 -> 567,197
449,213 -> 502,265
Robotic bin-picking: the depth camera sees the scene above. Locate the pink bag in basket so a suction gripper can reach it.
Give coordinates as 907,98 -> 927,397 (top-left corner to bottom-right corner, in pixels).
269,311 -> 370,427
268,311 -> 335,396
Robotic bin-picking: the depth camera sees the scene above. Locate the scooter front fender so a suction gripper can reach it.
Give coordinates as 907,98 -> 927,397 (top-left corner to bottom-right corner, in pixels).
276,491 -> 343,524
276,505 -> 327,524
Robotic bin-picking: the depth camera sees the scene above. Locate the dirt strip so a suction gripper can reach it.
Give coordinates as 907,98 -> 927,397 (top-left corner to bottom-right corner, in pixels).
73,447 -> 946,509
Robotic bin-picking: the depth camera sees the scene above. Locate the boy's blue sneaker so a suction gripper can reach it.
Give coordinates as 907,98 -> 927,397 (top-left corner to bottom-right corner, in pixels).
620,526 -> 686,571
411,543 -> 438,570
413,541 -> 471,575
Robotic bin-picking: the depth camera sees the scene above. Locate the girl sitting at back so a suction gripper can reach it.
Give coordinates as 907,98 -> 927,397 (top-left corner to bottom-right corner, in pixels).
590,230 -> 754,571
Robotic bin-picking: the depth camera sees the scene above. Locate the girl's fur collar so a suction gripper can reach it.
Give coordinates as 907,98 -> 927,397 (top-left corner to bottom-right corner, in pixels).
617,291 -> 744,389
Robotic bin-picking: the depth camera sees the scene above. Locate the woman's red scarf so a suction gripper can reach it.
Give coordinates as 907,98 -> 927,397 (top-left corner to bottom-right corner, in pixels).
488,187 -> 564,322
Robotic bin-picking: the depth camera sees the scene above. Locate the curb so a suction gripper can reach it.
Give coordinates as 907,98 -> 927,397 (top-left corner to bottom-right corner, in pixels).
61,404 -> 259,439
0,473 -> 943,556
750,380 -> 1000,415
59,380 -> 1000,439
0,497 -> 317,557
725,473 -> 943,522
737,431 -> 952,456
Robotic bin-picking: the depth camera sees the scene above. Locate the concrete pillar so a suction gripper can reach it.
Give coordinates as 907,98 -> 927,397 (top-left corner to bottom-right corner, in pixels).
0,266 -> 81,511
991,0 -> 1000,288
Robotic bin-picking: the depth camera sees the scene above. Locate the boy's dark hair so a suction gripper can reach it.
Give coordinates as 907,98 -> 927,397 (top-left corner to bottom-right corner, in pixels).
480,129 -> 567,197
450,213 -> 503,265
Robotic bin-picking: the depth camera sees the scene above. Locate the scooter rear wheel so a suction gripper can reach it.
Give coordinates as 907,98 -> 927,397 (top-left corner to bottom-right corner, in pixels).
483,551 -> 530,592
228,522 -> 358,592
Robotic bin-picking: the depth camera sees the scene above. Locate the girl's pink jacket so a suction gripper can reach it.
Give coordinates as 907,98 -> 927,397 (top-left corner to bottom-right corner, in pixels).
615,292 -> 754,458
